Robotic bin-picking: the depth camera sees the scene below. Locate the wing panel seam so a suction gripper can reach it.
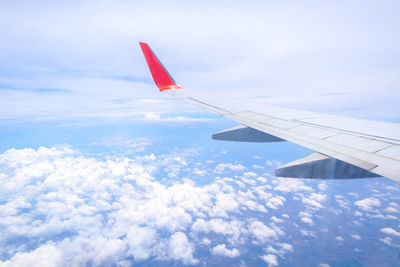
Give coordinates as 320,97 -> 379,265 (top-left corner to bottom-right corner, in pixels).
293,119 -> 400,144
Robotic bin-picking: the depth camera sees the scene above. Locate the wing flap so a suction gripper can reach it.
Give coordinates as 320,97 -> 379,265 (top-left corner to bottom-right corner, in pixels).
212,125 -> 285,142
275,153 -> 381,179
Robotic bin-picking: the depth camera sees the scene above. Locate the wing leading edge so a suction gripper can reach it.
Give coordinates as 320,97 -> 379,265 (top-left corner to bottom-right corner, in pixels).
139,42 -> 400,183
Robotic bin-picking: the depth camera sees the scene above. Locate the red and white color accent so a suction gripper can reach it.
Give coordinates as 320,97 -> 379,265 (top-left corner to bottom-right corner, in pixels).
139,42 -> 183,91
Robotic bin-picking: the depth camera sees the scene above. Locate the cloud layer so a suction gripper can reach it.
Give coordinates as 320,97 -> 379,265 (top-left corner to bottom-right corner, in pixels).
0,146 -> 399,266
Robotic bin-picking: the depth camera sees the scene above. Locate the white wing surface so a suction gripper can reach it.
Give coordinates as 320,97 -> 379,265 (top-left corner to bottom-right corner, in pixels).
140,42 -> 400,182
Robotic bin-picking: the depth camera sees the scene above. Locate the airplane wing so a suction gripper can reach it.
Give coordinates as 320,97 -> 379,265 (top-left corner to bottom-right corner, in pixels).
139,42 -> 400,182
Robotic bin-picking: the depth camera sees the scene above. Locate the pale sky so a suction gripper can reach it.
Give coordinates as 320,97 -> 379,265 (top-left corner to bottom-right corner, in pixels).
0,0 -> 399,123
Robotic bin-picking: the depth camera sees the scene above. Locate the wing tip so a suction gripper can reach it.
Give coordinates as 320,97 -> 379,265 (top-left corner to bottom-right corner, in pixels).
139,42 -> 184,91
139,42 -> 148,49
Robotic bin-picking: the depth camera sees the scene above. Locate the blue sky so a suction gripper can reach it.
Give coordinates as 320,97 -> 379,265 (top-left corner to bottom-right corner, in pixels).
0,1 -> 400,266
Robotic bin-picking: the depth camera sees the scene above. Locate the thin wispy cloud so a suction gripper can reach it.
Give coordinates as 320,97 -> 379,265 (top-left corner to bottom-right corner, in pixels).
0,1 -> 399,123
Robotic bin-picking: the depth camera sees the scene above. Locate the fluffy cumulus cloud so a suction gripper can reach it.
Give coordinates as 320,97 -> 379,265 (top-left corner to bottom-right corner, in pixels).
354,198 -> 381,212
260,254 -> 278,267
168,232 -> 199,265
335,236 -> 344,242
265,243 -> 293,256
214,163 -> 246,174
211,244 -> 240,258
0,146 -> 399,266
0,146 -> 300,266
302,193 -> 327,210
273,179 -> 312,193
380,228 -> 400,237
248,220 -> 283,243
0,243 -> 63,267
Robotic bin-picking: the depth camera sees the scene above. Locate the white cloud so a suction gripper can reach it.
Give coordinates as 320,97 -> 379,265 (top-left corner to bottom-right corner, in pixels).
355,198 -> 381,212
273,179 -> 313,192
143,113 -> 213,123
241,177 -> 257,186
351,234 -> 361,240
266,160 -> 281,167
0,146 -> 261,265
243,171 -> 257,178
211,244 -> 240,258
210,193 -> 240,217
318,182 -> 328,191
260,254 -> 278,267
379,236 -> 393,246
0,196 -> 31,216
302,193 -> 327,210
380,228 -> 400,237
256,176 -> 267,183
335,236 -> 344,242
173,156 -> 187,166
208,219 -> 243,242
279,243 -> 293,253
191,219 -> 209,233
300,230 -> 316,238
193,217 -> 273,245
192,168 -> 207,176
214,163 -> 246,173
200,238 -> 211,246
252,164 -> 264,169
126,225 -> 157,261
0,243 -> 63,267
354,211 -> 362,217
266,243 -> 293,256
168,232 -> 199,265
301,216 -> 314,226
240,199 -> 267,213
1,145 -> 398,265
384,207 -> 398,213
334,195 -> 350,209
266,196 -> 286,210
91,136 -> 151,154
248,221 -> 280,243
270,216 -> 283,224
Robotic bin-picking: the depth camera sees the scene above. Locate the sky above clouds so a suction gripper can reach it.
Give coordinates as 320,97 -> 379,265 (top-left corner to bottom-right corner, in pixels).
1,0 -> 400,123
0,0 -> 400,266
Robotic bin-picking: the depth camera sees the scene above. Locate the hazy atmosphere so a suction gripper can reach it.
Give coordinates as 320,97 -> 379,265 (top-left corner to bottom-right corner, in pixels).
0,1 -> 399,266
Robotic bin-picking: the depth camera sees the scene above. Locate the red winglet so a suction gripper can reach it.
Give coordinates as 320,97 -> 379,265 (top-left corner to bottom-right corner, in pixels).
139,42 -> 183,91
